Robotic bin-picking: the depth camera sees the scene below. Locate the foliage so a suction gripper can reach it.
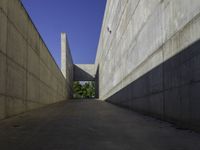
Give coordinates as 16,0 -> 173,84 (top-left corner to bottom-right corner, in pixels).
73,81 -> 95,99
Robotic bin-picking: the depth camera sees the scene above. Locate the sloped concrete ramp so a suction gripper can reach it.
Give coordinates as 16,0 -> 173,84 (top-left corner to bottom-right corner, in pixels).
0,100 -> 200,150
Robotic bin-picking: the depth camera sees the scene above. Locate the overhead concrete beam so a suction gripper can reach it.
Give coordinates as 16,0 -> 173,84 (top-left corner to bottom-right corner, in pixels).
74,64 -> 96,81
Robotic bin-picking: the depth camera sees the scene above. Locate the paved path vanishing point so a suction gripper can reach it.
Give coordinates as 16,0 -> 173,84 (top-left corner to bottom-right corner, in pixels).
0,100 -> 200,150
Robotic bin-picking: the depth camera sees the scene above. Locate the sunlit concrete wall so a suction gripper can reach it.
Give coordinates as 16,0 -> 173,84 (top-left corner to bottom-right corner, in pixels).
96,0 -> 200,131
0,0 -> 73,119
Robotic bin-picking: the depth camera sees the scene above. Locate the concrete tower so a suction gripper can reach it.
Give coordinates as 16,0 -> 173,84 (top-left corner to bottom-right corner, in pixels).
61,32 -> 67,78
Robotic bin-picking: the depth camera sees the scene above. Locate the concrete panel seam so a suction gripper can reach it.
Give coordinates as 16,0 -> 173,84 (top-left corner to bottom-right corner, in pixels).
101,10 -> 200,100
97,0 -> 131,63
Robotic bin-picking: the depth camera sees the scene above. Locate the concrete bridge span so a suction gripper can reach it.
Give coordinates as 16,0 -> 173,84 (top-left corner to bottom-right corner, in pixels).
73,64 -> 96,81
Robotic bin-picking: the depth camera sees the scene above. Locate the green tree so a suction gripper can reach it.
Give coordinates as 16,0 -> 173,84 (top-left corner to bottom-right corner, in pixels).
73,81 -> 95,99
73,81 -> 82,98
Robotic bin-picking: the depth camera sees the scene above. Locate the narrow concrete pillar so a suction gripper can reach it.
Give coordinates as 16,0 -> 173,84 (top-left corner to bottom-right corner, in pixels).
61,32 -> 67,78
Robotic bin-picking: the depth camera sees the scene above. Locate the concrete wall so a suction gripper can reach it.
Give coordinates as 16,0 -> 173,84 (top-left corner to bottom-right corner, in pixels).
61,33 -> 73,98
74,64 -> 95,81
96,0 -> 200,131
0,0 -> 73,119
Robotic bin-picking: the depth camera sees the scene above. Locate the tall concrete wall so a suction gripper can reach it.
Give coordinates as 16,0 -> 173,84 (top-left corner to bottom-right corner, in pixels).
0,0 -> 73,119
61,33 -> 73,98
96,0 -> 200,131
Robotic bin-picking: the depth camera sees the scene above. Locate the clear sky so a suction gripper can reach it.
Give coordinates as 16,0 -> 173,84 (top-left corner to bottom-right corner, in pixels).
21,0 -> 107,66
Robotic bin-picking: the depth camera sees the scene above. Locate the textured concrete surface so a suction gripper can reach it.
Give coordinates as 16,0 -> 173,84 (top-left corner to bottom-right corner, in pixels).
96,0 -> 200,100
61,32 -> 73,97
61,33 -> 67,78
107,39 -> 200,132
95,0 -> 200,131
61,33 -> 73,81
0,0 -> 73,120
0,100 -> 200,150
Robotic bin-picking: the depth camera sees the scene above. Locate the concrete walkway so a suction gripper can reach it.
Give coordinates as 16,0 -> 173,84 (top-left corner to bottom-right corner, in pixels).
0,100 -> 200,150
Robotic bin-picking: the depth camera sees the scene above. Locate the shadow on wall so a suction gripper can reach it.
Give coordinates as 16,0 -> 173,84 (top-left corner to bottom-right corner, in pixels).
73,65 -> 95,81
95,66 -> 99,98
106,39 -> 200,132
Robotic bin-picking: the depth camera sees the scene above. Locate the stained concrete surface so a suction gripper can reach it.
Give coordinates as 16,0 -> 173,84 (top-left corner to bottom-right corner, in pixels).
0,0 -> 73,119
0,100 -> 200,150
96,0 -> 200,132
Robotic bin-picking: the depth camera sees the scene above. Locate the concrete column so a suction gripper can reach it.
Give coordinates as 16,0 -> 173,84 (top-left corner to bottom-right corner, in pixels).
61,32 -> 67,78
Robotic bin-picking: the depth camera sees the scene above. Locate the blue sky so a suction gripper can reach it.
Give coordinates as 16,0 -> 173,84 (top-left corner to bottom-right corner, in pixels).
21,0 -> 106,66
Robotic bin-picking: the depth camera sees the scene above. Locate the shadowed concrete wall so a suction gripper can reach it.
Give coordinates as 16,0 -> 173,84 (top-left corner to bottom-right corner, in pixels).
0,0 -> 73,119
96,0 -> 200,131
74,64 -> 95,81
